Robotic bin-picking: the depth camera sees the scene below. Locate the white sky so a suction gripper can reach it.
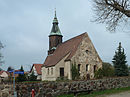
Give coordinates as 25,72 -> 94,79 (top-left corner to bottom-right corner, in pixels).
0,0 -> 130,71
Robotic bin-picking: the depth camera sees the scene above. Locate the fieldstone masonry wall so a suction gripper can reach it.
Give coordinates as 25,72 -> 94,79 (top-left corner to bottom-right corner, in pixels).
16,77 -> 130,97
71,34 -> 102,79
0,83 -> 13,97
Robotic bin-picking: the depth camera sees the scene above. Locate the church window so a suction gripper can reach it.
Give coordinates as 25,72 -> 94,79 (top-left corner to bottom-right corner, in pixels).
78,64 -> 81,72
51,68 -> 53,75
57,38 -> 59,43
57,38 -> 61,45
60,68 -> 64,77
48,68 -> 49,75
86,64 -> 88,71
94,65 -> 96,72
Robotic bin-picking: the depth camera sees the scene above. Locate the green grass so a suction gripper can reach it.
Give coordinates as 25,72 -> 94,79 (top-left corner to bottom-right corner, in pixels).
58,87 -> 130,97
58,94 -> 74,97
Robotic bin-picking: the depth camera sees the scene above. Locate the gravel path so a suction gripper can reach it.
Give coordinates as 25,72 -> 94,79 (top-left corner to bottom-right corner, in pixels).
106,91 -> 130,97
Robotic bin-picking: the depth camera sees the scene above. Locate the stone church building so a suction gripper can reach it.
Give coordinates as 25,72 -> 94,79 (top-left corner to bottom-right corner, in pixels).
42,11 -> 102,81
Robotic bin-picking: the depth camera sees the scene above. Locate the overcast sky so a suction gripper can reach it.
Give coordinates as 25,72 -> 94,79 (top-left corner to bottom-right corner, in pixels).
0,0 -> 130,71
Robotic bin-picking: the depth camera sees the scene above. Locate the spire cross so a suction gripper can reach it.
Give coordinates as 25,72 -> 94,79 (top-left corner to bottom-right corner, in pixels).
53,8 -> 58,24
54,8 -> 57,18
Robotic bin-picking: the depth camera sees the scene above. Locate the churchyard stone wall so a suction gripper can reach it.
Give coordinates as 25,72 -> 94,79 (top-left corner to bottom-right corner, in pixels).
0,83 -> 13,97
16,76 -> 130,97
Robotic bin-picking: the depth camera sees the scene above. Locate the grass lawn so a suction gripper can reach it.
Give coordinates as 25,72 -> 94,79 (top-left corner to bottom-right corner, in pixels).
58,87 -> 130,97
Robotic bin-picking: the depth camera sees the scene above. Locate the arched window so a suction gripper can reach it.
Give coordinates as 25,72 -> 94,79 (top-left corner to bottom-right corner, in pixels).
57,38 -> 60,44
86,64 -> 88,71
78,64 -> 81,72
94,65 -> 96,72
51,68 -> 53,75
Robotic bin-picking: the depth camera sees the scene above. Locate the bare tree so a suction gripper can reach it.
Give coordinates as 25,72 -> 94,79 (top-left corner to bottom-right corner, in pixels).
92,0 -> 130,32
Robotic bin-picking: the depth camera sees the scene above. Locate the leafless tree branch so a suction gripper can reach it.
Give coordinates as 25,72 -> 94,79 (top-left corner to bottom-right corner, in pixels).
92,0 -> 130,32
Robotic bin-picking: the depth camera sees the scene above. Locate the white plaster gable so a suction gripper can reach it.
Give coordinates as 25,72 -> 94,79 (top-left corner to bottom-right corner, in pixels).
31,66 -> 38,76
0,72 -> 8,78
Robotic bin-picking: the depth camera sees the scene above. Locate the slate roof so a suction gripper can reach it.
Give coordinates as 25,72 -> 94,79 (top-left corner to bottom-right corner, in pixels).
31,64 -> 43,75
43,33 -> 86,67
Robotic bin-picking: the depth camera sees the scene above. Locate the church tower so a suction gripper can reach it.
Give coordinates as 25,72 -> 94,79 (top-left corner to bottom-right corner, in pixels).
48,10 -> 63,55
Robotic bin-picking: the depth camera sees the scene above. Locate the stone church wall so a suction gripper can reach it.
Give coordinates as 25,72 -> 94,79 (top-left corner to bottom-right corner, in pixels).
71,34 -> 102,79
16,76 -> 130,97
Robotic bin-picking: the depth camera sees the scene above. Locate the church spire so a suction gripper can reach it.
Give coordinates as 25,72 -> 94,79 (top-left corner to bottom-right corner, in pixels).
54,8 -> 57,19
50,9 -> 62,36
48,10 -> 63,55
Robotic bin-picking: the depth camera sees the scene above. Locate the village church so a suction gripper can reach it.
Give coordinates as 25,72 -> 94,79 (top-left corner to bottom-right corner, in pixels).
42,11 -> 102,81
